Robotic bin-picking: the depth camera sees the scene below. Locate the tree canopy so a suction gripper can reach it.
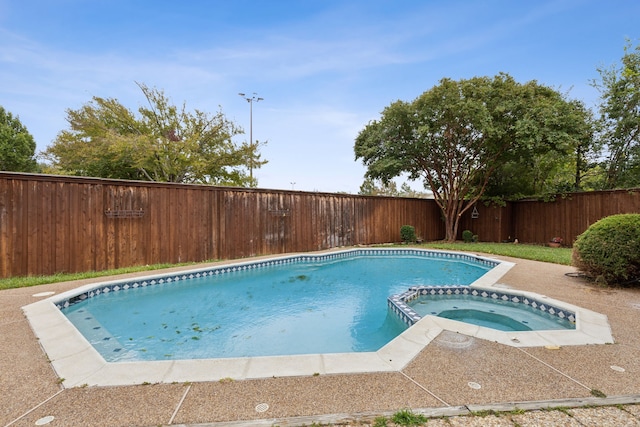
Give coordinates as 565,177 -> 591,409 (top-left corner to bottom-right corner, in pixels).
354,73 -> 592,241
592,39 -> 640,189
0,106 -> 38,172
43,83 -> 265,186
358,177 -> 431,198
484,97 -> 597,198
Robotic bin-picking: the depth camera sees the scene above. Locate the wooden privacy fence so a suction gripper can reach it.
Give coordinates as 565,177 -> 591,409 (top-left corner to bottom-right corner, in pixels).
0,173 -> 443,278
1,172 -> 639,278
458,189 -> 640,245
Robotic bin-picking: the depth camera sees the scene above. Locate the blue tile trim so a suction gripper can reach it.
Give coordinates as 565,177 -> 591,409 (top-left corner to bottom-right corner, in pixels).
388,285 -> 577,327
56,249 -> 499,310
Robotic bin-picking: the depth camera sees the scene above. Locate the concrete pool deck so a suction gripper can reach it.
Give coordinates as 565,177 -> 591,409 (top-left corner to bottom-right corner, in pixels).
2,251 -> 640,426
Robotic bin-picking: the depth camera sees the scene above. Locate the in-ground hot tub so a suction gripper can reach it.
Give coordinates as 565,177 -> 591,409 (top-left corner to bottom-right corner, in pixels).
389,286 -> 576,331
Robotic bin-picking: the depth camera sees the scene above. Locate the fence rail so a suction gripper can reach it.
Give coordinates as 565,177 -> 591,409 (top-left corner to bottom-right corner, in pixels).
1,172 -> 638,278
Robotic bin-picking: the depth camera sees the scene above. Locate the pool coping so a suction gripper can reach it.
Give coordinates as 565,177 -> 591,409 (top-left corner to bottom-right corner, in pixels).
22,248 -> 614,388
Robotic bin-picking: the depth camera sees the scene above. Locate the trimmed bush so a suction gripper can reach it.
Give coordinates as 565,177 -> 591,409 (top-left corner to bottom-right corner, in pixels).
572,214 -> 640,286
462,230 -> 474,243
400,225 -> 416,243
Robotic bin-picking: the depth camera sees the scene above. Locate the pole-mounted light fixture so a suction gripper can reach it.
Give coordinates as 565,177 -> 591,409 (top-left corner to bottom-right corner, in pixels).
238,92 -> 264,181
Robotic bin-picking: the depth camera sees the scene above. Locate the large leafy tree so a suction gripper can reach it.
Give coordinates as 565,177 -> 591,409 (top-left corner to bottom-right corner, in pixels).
0,106 -> 38,172
44,83 -> 264,185
484,98 -> 597,197
355,74 -> 591,241
592,40 -> 640,189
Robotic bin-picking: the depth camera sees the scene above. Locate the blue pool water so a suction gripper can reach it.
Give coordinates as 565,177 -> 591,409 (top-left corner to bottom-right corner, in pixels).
60,251 -> 492,361
408,294 -> 576,331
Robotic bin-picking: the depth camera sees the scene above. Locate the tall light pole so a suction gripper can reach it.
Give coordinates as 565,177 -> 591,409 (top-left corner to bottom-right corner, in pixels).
238,92 -> 263,181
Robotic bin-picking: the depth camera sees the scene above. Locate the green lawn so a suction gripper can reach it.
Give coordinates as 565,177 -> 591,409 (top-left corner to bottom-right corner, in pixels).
419,241 -> 573,265
0,262 -> 201,291
0,242 -> 572,291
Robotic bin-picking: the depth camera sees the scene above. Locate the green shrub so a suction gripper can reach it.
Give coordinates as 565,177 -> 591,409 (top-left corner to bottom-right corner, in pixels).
572,214 -> 640,286
462,230 -> 474,243
400,225 -> 416,243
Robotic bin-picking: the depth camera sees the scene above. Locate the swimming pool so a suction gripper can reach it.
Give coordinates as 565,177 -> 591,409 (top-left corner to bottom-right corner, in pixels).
58,249 -> 495,361
23,248 -> 614,387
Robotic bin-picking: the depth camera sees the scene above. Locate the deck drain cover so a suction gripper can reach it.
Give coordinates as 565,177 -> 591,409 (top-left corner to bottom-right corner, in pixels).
35,415 -> 55,425
255,403 -> 269,413
468,381 -> 482,390
611,365 -> 626,372
436,332 -> 474,349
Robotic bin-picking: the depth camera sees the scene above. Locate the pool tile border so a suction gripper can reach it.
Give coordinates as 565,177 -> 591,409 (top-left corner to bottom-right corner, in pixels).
388,285 -> 577,327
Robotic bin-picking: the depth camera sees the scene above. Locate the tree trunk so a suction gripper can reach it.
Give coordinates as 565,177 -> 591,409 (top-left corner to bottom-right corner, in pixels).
444,209 -> 459,242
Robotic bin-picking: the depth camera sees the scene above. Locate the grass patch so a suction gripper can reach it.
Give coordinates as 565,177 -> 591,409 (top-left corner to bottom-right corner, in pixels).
391,409 -> 428,425
372,416 -> 388,427
418,241 -> 573,266
0,261 -> 204,291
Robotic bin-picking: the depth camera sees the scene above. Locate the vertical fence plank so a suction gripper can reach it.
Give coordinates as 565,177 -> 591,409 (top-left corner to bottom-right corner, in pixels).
0,178 -> 11,277
93,183 -> 107,272
53,181 -> 69,273
149,186 -> 164,265
104,185 -> 117,270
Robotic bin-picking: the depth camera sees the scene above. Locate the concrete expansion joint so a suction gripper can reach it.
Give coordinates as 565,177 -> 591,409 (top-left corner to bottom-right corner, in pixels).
3,390 -> 65,427
516,347 -> 592,392
399,371 -> 449,406
168,384 -> 192,425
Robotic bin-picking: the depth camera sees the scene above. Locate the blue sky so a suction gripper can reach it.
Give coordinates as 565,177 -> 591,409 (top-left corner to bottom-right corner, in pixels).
1,0 -> 638,193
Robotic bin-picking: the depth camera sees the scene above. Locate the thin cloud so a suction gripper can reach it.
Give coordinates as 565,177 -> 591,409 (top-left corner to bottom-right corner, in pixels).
1,0 -> 637,193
